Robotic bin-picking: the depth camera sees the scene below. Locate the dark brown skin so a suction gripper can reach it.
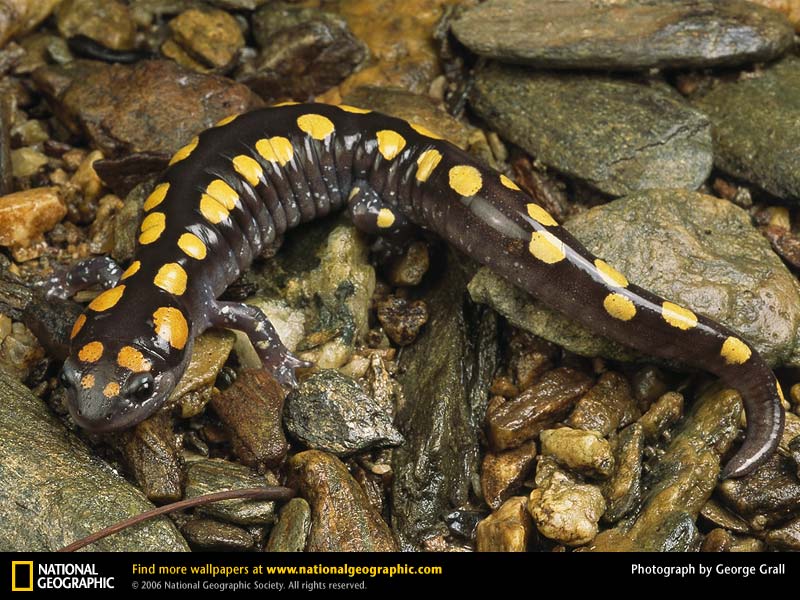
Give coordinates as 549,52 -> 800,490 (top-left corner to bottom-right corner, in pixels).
53,103 -> 783,478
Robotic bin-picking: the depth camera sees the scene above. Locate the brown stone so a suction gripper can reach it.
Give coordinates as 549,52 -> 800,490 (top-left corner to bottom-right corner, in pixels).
168,8 -> 244,70
476,496 -> 532,552
481,440 -> 537,510
117,411 -> 183,503
289,450 -> 397,551
639,391 -> 684,443
567,371 -> 640,436
35,60 -> 262,158
486,367 -> 593,451
210,369 -> 288,469
0,187 -> 65,249
56,0 -> 136,51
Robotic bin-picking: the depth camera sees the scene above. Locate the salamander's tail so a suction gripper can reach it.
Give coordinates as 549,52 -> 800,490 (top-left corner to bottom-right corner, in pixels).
718,357 -> 785,479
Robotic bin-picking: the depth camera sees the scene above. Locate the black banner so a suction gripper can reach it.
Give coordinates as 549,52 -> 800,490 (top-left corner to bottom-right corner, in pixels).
2,551 -> 796,594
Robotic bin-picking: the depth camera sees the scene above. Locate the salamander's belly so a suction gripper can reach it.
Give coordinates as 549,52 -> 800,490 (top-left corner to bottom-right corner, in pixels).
57,102 -> 783,479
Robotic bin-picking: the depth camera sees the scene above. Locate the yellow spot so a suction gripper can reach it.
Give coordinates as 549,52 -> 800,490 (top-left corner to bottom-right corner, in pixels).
117,346 -> 151,372
661,301 -> 698,330
594,259 -> 629,288
200,195 -> 229,224
206,179 -> 238,210
139,212 -> 166,245
377,208 -> 395,229
296,114 -> 335,140
272,101 -> 299,107
410,123 -> 442,139
120,261 -> 141,280
603,293 -> 637,321
154,263 -> 188,296
88,285 -> 125,312
80,374 -> 95,389
376,130 -> 406,160
78,341 -> 104,363
169,136 -> 198,166
232,155 -> 263,187
526,203 -> 558,227
103,382 -> 120,398
348,186 -> 360,200
376,129 -> 406,160
255,136 -> 294,166
338,104 -> 370,114
143,183 -> 169,211
529,230 -> 565,264
449,165 -> 483,197
416,149 -> 442,182
721,336 -> 751,365
500,174 -> 520,190
70,314 -> 86,339
178,232 -> 207,260
153,307 -> 189,350
215,114 -> 238,127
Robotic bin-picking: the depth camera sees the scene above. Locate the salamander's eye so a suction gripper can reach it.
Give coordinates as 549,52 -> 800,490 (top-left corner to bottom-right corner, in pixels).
124,373 -> 155,402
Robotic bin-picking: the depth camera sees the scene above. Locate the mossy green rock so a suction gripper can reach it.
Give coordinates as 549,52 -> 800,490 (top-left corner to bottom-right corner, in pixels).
471,63 -> 712,196
694,56 -> 800,201
0,372 -> 187,551
468,190 -> 800,367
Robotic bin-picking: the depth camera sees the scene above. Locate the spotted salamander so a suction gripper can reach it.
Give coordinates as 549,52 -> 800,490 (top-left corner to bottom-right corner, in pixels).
51,102 -> 784,479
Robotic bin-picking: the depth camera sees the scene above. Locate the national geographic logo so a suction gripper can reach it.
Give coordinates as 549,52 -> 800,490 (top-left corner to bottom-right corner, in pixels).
11,562 -> 32,592
11,561 -> 114,591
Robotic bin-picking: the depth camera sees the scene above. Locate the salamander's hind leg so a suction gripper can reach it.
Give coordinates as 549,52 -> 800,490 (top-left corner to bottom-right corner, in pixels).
39,256 -> 122,300
209,300 -> 311,388
347,180 -> 415,259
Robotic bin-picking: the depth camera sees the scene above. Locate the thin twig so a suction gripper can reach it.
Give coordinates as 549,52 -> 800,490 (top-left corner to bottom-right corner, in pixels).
59,486 -> 296,552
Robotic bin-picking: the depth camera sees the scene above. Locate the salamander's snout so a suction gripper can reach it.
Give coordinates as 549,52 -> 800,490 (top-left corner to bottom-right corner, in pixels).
60,351 -> 180,433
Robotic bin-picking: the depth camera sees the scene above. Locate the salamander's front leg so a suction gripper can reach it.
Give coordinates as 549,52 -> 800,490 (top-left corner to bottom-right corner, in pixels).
209,300 -> 311,387
40,256 -> 122,300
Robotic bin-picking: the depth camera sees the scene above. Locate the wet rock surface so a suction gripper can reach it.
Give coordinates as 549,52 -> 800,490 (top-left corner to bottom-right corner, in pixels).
392,250 -> 498,550
117,411 -> 184,503
185,458 -> 277,526
589,387 -> 741,551
539,427 -> 614,479
0,187 -> 65,251
486,367 -> 594,451
266,498 -> 312,552
0,372 -> 187,551
284,369 -> 403,456
453,0 -> 793,70
567,372 -> 640,436
481,440 -> 537,510
211,369 -> 288,469
471,63 -> 712,196
56,0 -> 136,51
34,60 -> 261,157
476,496 -> 532,552
693,56 -> 800,202
241,2 -> 367,101
165,8 -> 244,71
182,518 -> 256,551
289,450 -> 397,551
470,190 -> 800,367
602,424 -> 644,523
528,457 -> 605,547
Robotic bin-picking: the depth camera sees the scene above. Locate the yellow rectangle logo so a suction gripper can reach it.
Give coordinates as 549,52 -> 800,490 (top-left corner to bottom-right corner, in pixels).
11,561 -> 33,592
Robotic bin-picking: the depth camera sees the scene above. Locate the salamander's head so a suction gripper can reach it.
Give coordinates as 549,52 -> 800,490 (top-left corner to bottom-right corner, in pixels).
60,285 -> 193,432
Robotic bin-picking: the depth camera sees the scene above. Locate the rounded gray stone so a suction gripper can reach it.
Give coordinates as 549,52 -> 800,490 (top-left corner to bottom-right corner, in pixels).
470,63 -> 713,196
452,0 -> 794,70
